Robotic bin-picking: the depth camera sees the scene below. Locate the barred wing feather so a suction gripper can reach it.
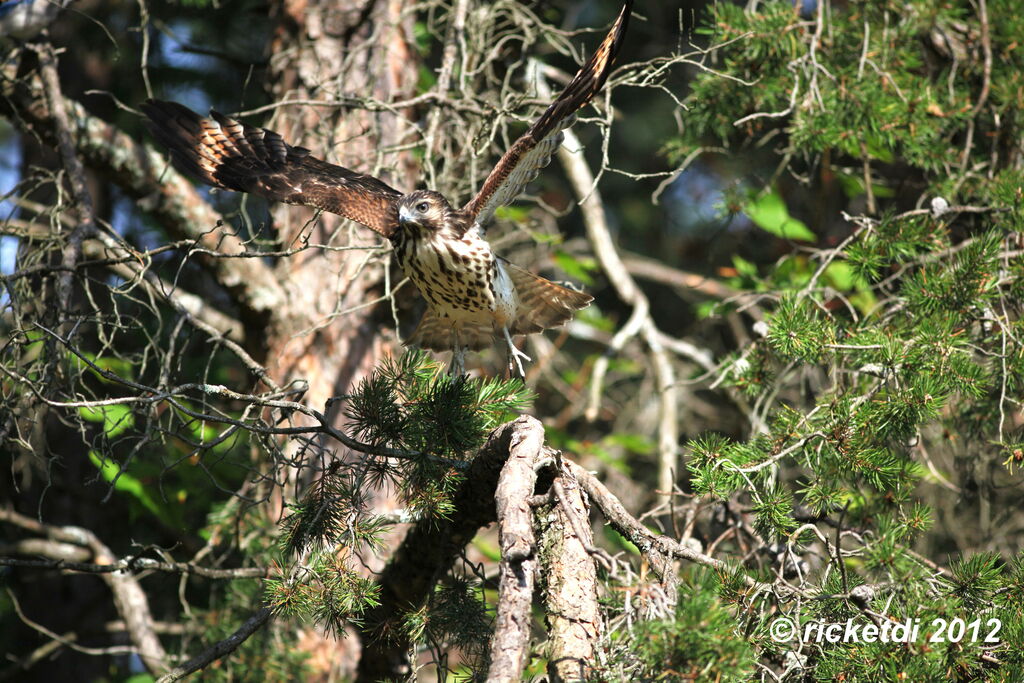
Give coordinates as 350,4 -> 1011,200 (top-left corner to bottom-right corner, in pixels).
141,99 -> 402,237
462,0 -> 632,227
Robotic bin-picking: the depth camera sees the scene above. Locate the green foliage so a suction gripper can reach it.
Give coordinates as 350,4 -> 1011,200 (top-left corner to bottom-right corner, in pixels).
598,570 -> 756,682
765,294 -> 835,362
681,2 -> 980,172
345,350 -> 531,458
751,484 -> 798,540
190,587 -> 312,683
553,250 -> 600,286
268,352 -> 527,646
546,425 -> 654,475
87,450 -> 178,524
743,190 -> 815,241
667,1 -> 1024,679
949,553 -> 1004,610
78,403 -> 134,438
404,579 -> 492,669
5,0 -> 1024,679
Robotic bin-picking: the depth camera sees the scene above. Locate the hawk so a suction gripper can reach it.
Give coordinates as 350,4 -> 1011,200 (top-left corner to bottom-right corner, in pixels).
142,0 -> 631,375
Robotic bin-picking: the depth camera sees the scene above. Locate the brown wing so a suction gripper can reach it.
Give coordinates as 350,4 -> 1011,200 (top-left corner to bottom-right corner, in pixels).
462,0 -> 632,226
500,258 -> 593,335
141,99 -> 402,237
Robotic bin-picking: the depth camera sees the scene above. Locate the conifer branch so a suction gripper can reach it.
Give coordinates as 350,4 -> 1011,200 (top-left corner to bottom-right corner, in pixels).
356,416 -> 538,681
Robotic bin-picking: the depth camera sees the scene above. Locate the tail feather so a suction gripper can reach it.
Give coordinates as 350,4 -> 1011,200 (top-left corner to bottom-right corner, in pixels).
500,258 -> 593,335
404,309 -> 495,351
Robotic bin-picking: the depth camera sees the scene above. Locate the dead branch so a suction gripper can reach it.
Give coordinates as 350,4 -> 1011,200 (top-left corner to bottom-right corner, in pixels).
0,617 -> 188,682
32,43 -> 98,325
538,469 -> 602,682
0,509 -> 169,674
621,251 -> 738,302
567,461 -> 786,599
0,70 -> 286,327
546,77 -> 681,505
83,236 -> 244,342
356,416 -> 540,682
0,554 -> 267,579
487,415 -> 545,683
156,608 -> 272,683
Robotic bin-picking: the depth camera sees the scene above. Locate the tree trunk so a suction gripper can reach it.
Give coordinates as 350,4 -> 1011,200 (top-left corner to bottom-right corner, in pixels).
264,0 -> 418,403
261,0 -> 418,676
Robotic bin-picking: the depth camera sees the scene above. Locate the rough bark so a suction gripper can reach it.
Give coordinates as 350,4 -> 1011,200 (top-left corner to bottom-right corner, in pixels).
260,3 -> 418,674
264,0 -> 418,405
538,469 -> 602,682
486,416 -> 545,683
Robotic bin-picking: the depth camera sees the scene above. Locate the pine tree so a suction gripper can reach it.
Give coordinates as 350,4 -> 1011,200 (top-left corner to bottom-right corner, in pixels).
1,1 -> 1023,681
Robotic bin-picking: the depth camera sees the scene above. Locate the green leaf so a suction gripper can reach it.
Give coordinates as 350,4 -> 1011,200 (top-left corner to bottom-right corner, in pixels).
124,675 -> 156,683
574,304 -> 615,332
732,254 -> 759,278
605,432 -> 655,456
78,404 -> 134,439
412,21 -> 433,56
603,527 -> 640,555
472,538 -> 501,563
187,418 -> 242,456
823,261 -> 872,291
493,205 -> 532,223
87,450 -> 169,522
743,191 -> 815,241
553,250 -> 597,286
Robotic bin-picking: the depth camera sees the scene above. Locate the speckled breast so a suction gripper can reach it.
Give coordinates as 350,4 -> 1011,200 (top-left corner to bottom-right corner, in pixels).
393,228 -> 500,324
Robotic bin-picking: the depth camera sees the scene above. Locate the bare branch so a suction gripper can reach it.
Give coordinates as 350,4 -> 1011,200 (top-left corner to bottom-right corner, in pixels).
551,90 -> 681,504
31,42 -> 98,325
487,415 -> 544,683
156,608 -> 272,683
0,72 -> 287,325
0,555 -> 267,580
0,509 -> 169,674
357,416 -> 540,681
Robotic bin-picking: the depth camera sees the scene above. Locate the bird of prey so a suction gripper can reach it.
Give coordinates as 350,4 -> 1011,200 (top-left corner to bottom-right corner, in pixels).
142,0 -> 631,376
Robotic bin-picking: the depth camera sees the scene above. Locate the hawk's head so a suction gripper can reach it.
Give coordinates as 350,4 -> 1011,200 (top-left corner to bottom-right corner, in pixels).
397,190 -> 460,237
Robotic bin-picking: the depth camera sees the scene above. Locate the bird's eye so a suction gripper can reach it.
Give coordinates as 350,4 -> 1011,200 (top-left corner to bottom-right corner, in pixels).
416,201 -> 429,213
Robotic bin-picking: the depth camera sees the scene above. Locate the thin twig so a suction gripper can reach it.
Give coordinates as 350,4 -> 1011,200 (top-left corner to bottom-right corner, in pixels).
156,608 -> 272,682
32,42 -> 98,325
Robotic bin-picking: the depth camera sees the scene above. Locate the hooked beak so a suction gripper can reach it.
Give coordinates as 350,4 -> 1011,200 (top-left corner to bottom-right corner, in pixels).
398,205 -> 416,226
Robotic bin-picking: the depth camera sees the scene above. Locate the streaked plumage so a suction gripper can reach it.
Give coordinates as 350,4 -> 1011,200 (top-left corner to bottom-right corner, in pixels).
391,191 -> 593,358
141,1 -> 631,374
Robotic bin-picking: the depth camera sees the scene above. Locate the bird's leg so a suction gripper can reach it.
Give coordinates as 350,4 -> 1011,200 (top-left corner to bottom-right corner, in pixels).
451,347 -> 467,377
449,330 -> 467,377
502,326 -> 531,378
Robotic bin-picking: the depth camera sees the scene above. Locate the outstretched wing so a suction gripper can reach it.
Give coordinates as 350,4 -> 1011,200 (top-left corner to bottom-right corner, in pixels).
462,0 -> 632,227
141,99 -> 403,237
500,258 -> 593,335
